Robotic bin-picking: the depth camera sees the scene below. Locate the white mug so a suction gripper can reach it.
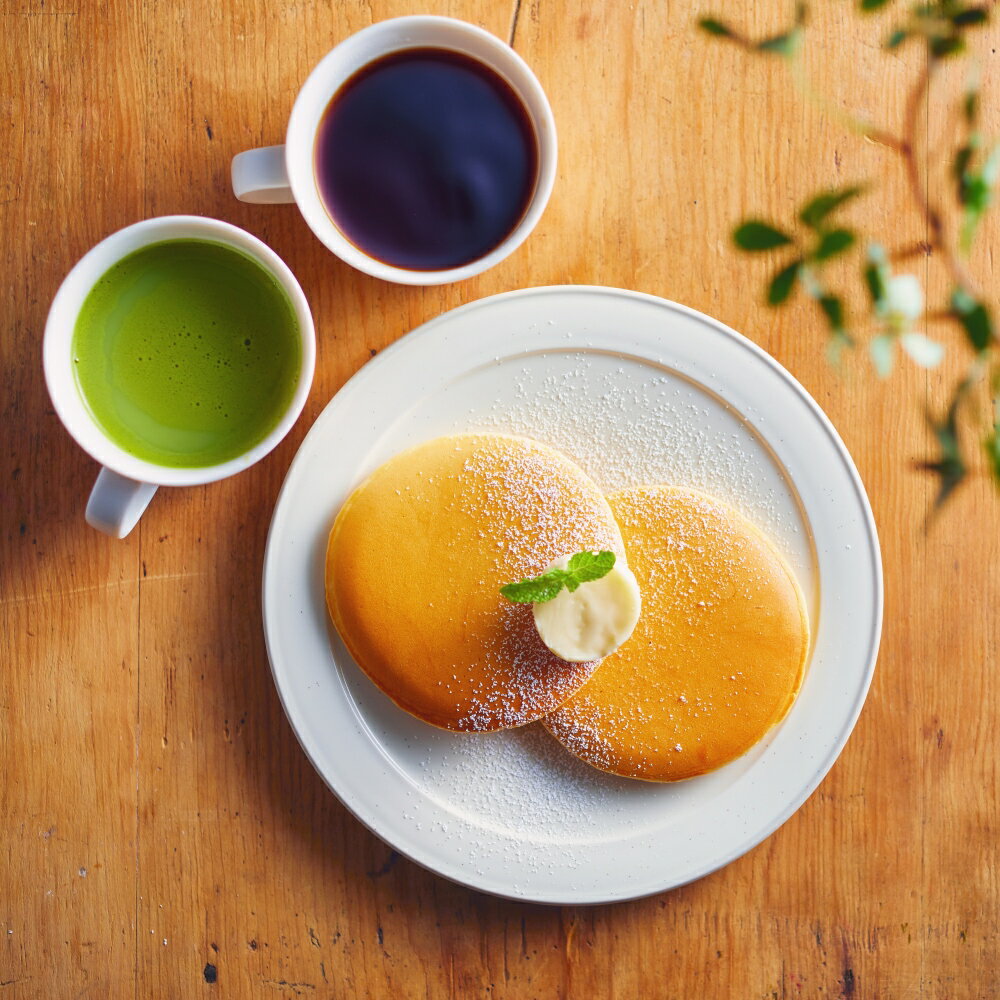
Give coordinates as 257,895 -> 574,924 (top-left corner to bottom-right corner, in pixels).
44,215 -> 316,538
231,15 -> 557,286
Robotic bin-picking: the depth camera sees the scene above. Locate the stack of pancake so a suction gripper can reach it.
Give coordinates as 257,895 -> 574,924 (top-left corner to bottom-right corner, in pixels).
325,433 -> 809,782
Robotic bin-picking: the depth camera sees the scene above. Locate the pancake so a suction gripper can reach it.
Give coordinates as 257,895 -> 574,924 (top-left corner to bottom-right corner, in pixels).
325,434 -> 625,732
545,486 -> 810,781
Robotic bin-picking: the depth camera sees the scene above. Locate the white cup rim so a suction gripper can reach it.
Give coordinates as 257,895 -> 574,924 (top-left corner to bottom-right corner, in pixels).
284,15 -> 558,286
43,215 -> 316,487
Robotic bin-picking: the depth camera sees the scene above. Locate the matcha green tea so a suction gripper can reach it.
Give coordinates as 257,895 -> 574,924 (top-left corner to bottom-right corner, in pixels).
72,239 -> 301,468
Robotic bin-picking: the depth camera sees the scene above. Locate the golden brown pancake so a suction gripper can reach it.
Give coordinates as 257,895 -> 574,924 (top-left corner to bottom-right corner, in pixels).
545,486 -> 809,781
325,434 -> 625,732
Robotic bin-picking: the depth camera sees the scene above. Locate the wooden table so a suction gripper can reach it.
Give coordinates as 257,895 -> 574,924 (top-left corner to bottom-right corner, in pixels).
4,2 -> 998,996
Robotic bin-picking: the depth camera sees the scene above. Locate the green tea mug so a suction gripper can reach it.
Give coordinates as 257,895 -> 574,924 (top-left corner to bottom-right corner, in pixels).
44,216 -> 315,538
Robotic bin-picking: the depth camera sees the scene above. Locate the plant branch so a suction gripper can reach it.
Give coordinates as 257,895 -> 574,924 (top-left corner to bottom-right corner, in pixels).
764,22 -> 982,301
768,37 -> 980,300
783,51 -> 907,150
896,57 -> 980,298
890,240 -> 934,261
863,128 -> 907,152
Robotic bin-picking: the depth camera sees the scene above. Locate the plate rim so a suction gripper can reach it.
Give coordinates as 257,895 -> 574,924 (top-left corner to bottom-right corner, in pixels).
262,284 -> 884,904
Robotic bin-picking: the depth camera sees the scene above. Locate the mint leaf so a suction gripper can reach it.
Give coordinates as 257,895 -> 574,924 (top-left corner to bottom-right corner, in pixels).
567,549 -> 616,582
500,573 -> 566,604
500,550 -> 617,604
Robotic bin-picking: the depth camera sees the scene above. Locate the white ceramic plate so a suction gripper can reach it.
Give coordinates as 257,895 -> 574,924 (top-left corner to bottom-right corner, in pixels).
262,286 -> 882,904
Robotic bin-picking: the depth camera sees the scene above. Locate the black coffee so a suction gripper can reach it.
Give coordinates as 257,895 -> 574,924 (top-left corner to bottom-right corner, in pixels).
314,48 -> 538,271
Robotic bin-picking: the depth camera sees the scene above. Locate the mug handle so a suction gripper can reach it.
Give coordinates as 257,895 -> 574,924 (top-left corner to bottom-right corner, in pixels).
86,467 -> 158,539
231,145 -> 295,204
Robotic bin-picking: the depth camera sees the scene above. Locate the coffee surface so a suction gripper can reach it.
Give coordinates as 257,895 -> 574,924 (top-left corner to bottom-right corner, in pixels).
314,48 -> 538,271
72,239 -> 301,468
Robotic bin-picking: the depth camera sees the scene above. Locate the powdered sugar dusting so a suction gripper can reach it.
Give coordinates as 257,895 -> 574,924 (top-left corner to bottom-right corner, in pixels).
468,356 -> 799,560
344,347 -> 816,849
415,724 -> 635,842
447,437 -> 622,731
456,439 -> 623,575
454,602 -> 600,731
333,434 -> 624,733
349,668 -> 750,850
545,486 -> 809,781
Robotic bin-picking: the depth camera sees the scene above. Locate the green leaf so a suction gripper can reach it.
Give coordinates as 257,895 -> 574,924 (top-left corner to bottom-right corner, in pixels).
813,228 -> 856,261
984,423 -> 1000,486
733,221 -> 794,251
799,186 -> 865,229
963,173 -> 990,211
886,28 -> 909,47
566,549 -> 616,583
819,294 -> 845,334
756,30 -> 801,56
768,259 -> 801,305
861,0 -> 892,10
500,550 -> 617,604
953,144 -> 973,197
951,289 -> 993,352
919,452 -> 966,509
698,17 -> 734,36
964,89 -> 979,124
961,145 -> 1000,249
930,35 -> 965,58
960,209 -> 979,253
918,389 -> 968,509
864,262 -> 887,307
952,7 -> 988,26
500,573 -> 567,604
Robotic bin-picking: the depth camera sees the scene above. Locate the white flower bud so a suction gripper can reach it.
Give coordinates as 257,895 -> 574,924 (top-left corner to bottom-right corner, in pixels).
884,274 -> 924,327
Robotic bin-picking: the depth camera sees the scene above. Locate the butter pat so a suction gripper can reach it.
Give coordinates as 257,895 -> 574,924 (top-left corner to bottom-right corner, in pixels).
533,555 -> 642,662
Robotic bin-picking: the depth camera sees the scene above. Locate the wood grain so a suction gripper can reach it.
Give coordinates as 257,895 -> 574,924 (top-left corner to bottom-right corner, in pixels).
2,1 -> 998,997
